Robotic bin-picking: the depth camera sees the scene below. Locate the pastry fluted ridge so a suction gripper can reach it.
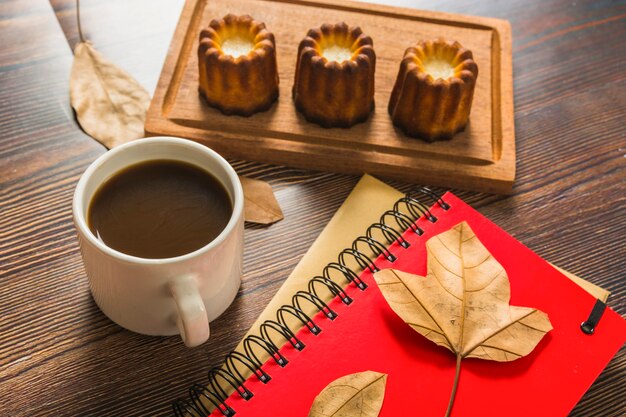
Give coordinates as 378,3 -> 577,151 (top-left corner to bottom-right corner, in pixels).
389,39 -> 478,141
293,22 -> 376,128
198,14 -> 279,116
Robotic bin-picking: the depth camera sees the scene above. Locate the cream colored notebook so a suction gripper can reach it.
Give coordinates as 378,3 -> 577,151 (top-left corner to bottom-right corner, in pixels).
235,174 -> 608,352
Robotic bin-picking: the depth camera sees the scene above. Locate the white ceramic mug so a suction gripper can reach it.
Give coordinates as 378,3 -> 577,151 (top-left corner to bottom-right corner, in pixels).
73,137 -> 244,347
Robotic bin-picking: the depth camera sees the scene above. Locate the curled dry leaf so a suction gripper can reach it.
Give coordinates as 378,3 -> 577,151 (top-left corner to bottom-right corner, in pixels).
240,176 -> 284,225
308,371 -> 387,417
70,41 -> 150,148
374,221 -> 552,416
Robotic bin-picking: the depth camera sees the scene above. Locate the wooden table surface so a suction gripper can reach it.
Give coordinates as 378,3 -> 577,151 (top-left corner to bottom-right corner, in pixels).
0,0 -> 623,415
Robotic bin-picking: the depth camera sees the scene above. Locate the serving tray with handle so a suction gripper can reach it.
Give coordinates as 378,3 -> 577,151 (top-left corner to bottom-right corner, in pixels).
145,0 -> 515,194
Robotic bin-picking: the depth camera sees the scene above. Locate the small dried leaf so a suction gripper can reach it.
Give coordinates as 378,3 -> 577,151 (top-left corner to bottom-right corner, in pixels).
70,41 -> 150,148
374,221 -> 552,362
240,176 -> 283,224
308,371 -> 387,417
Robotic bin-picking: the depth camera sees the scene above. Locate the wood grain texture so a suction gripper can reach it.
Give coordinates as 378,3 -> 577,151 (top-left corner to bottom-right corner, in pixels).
144,0 -> 516,194
0,0 -> 624,416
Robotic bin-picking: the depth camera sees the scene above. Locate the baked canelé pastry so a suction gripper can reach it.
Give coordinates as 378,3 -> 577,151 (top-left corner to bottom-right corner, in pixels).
198,14 -> 279,116
293,23 -> 375,128
388,39 -> 478,141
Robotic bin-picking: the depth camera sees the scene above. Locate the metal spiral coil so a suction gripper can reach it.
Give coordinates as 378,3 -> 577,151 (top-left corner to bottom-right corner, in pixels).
173,188 -> 448,416
260,319 -> 305,351
381,209 -> 423,235
367,222 -> 410,249
308,276 -> 352,305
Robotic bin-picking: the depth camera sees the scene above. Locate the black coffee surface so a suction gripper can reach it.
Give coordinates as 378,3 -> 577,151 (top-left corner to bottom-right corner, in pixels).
88,160 -> 232,259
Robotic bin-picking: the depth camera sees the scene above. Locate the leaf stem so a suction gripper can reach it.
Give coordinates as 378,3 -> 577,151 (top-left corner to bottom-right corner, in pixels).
76,0 -> 85,43
444,355 -> 462,417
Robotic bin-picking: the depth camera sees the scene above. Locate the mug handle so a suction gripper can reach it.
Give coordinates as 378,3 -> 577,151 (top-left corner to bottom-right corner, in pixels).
169,275 -> 210,347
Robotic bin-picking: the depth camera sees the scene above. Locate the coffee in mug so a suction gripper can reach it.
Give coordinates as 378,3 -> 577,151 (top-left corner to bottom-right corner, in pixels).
87,159 -> 232,259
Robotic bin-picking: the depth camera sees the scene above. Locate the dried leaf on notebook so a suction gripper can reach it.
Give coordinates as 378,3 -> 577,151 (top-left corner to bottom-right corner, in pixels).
240,176 -> 284,224
308,371 -> 387,417
374,221 -> 552,416
70,41 -> 150,148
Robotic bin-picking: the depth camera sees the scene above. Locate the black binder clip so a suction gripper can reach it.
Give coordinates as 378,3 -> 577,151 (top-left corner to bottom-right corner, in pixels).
580,299 -> 607,335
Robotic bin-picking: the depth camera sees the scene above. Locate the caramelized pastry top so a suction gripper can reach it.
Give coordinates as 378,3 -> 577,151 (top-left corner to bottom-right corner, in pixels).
199,14 -> 276,64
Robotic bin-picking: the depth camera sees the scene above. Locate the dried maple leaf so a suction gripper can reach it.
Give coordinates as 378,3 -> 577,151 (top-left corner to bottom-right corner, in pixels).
308,371 -> 387,417
374,221 -> 552,417
240,176 -> 284,225
70,41 -> 150,148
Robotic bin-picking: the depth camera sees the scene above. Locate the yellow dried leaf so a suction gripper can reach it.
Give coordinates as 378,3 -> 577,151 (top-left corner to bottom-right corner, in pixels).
70,41 -> 150,148
374,221 -> 552,416
240,176 -> 283,225
308,371 -> 387,417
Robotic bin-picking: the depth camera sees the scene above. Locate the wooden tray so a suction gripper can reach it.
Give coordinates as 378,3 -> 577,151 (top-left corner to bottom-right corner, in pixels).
145,0 -> 515,193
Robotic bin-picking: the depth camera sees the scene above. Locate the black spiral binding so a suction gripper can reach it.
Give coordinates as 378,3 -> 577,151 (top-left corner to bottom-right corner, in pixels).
173,187 -> 450,417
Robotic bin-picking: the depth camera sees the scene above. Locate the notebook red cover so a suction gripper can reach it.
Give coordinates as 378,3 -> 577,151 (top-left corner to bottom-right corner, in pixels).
207,192 -> 626,416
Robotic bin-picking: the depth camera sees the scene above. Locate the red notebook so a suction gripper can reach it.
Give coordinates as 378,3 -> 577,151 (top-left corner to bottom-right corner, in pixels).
176,191 -> 626,417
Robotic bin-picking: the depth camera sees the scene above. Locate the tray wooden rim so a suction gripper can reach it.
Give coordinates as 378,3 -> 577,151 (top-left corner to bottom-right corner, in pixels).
145,0 -> 516,194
